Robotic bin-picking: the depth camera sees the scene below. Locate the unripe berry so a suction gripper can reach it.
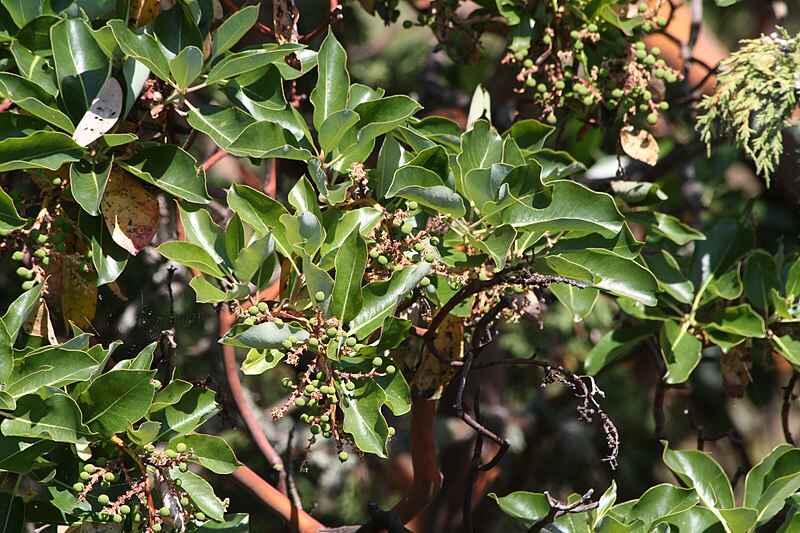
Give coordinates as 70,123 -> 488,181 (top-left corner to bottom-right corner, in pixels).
159,506 -> 170,517
295,397 -> 306,407
176,442 -> 188,453
345,381 -> 355,391
547,113 -> 557,125
120,505 -> 131,514
98,494 -> 110,505
372,357 -> 383,367
345,337 -> 357,347
423,251 -> 435,262
181,496 -> 189,506
21,281 -> 36,290
385,365 -> 396,374
282,339 -> 293,349
570,30 -> 580,39
315,291 -> 326,302
166,449 -> 178,459
402,20 -> 412,29
407,201 -> 418,210
113,514 -> 123,523
588,23 -> 598,32
326,327 -> 338,337
153,525 -> 162,532
388,426 -> 396,436
80,471 -> 90,480
369,249 -> 379,259
310,424 -> 321,434
103,472 -> 115,482
73,482 -> 85,492
646,113 -> 659,125
248,305 -> 259,315
11,251 -> 23,261
377,255 -> 389,266
419,277 -> 431,287
195,512 -> 206,521
36,234 -> 48,244
243,317 -> 256,326
308,337 -> 319,347
338,451 -> 349,462
51,178 -> 62,186
658,101 -> 669,111
83,464 -> 96,473
638,2 -> 647,12
16,267 -> 33,279
258,302 -> 268,312
401,222 -> 413,234
179,462 -> 188,472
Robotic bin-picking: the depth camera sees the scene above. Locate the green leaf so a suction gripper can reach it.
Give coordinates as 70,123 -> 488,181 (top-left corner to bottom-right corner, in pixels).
50,18 -> 110,121
503,181 -> 625,238
153,386 -> 220,440
0,187 -> 26,235
508,119 -> 554,152
743,251 -> 779,313
533,149 -> 586,181
0,131 -> 83,172
659,319 -> 702,384
551,284 -> 598,323
169,434 -> 239,474
585,325 -> 653,375
2,0 -> 48,28
771,335 -> 800,367
662,442 -> 735,510
386,165 -> 465,218
330,228 -> 367,323
169,45 -> 203,90
151,4 -> 202,59
228,64 -> 286,114
341,380 -> 389,457
108,19 -> 171,81
211,4 -> 259,58
351,95 -> 421,144
488,491 -> 551,528
241,348 -> 284,375
629,484 -> 699,528
457,119 -> 503,191
127,420 -> 161,446
2,284 -> 42,343
350,262 -> 432,339
150,379 -> 193,412
69,158 -> 111,216
707,264 -> 743,301
0,437 -> 54,473
85,213 -> 129,286
119,143 -> 209,204
197,514 -> 250,531
558,249 -> 658,306
6,347 -> 98,398
706,304 -> 766,338
691,220 -> 753,296
81,369 -> 156,435
206,44 -> 303,85
222,321 -> 309,350
0,72 -> 73,132
10,40 -> 58,96
375,136 -> 408,199
319,109 -> 360,154
178,203 -> 226,265
645,249 -> 694,305
311,31 -> 349,130
158,241 -> 226,279
1,391 -> 91,443
170,468 -> 225,521
649,212 -> 706,245
227,184 -> 293,261
785,255 -> 800,300
744,445 -> 800,524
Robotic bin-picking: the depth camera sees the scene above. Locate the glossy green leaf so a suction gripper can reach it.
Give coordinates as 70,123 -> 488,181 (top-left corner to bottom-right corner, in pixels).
152,4 -> 202,59
178,203 -> 226,264
488,491 -> 551,528
744,445 -> 800,524
153,386 -> 220,440
6,347 -> 98,398
457,119 -> 503,190
170,468 -> 225,520
0,437 -> 54,473
662,442 -> 735,510
629,484 -> 699,527
2,284 -> 42,343
311,31 -> 349,130
0,72 -> 73,132
157,241 -> 227,279
645,249 -> 694,304
207,44 -> 303,85
771,335 -> 800,367
319,109 -> 359,154
150,379 -> 193,412
0,131 -> 83,172
81,369 -> 156,435
227,184 -> 293,261
508,119 -> 554,152
744,251 -> 779,313
1,391 -> 91,443
551,284 -> 598,323
229,65 -> 286,114
127,420 -> 161,446
69,158 -> 111,216
341,380 -> 389,457
119,143 -> 210,204
0,187 -> 26,235
330,228 -> 367,324
169,434 -> 239,474
211,4 -> 259,58
386,165 -> 465,218
558,249 -> 658,306
108,19 -> 171,81
169,45 -> 203,90
659,319 -> 702,384
706,304 -> 766,338
585,325 -> 654,375
241,348 -> 284,375
222,321 -> 309,350
352,95 -> 421,143
50,18 -> 110,121
10,40 -> 58,96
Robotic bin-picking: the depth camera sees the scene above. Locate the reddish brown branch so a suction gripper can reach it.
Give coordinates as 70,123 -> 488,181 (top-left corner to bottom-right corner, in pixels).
391,398 -> 443,524
220,308 -> 288,495
202,148 -> 229,172
221,0 -> 274,36
233,465 -> 324,533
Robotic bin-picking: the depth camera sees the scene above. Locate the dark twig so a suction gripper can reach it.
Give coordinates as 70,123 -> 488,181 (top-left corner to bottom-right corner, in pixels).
782,372 -> 798,445
156,266 -> 177,377
528,490 -> 599,533
299,3 -> 343,44
463,390 -> 484,533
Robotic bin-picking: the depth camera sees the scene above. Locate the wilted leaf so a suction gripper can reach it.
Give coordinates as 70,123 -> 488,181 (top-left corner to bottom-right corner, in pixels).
72,77 -> 123,147
131,0 -> 161,26
620,128 -> 659,166
101,168 -> 159,255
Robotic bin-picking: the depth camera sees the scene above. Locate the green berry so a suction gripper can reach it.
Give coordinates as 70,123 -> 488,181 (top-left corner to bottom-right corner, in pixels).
21,281 -> 36,290
401,222 -> 413,234
11,251 -> 23,261
73,482 -> 85,492
308,337 -> 319,347
423,251 -> 435,262
536,83 -> 547,93
388,426 -> 396,436
402,20 -> 413,29
153,525 -> 162,532
377,255 -> 389,266
638,2 -> 647,12
16,267 -> 33,279
295,397 -> 306,407
258,302 -> 268,312
582,95 -> 594,106
522,58 -> 533,68
650,47 -> 661,56
195,512 -> 206,521
120,505 -> 131,514
248,305 -> 259,315
570,30 -> 580,40
176,442 -> 188,453
345,381 -> 355,391
372,357 -> 383,367
642,22 -> 652,32
243,317 -> 256,326
419,276 -> 431,287
36,234 -> 48,244
113,514 -> 123,523
310,424 -> 321,434
273,317 -> 284,326
98,494 -> 110,505
644,54 -> 656,66
159,506 -> 170,517
34,248 -> 47,258
179,462 -> 188,472
555,80 -> 565,90
80,471 -> 91,480
327,327 -> 338,337
407,201 -> 419,210
181,496 -> 190,506
103,472 -> 115,482
385,365 -> 396,374
659,101 -> 669,111
282,339 -> 293,349
346,337 -> 357,347
657,17 -> 667,27
612,89 -> 624,99
338,451 -> 349,462
546,113 -> 557,125
588,23 -> 598,32
525,77 -> 536,88
635,49 -> 647,60
166,449 -> 178,459
51,178 -> 62,186
84,464 -> 96,474
647,113 -> 659,125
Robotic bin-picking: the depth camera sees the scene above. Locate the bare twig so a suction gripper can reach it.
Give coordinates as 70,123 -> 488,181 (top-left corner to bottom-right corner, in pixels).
221,0 -> 274,36
528,490 -> 599,533
463,389 -> 485,533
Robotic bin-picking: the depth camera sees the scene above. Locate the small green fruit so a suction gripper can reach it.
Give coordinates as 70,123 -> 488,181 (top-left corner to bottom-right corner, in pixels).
295,397 -> 306,407
419,277 -> 431,287
345,381 -> 355,391
377,255 -> 389,266
243,317 -> 256,326
258,302 -> 269,312
195,512 -> 206,521
83,464 -> 96,473
401,222 -> 413,234
345,337 -> 357,347
11,251 -> 23,261
646,113 -> 659,125
315,291 -> 326,302
282,339 -> 293,349
181,496 -> 190,506
385,365 -> 396,374
338,451 -> 349,462
16,267 -> 33,279
388,426 -> 396,436
310,424 -> 321,434
423,251 -> 435,262
98,494 -> 110,505
176,442 -> 188,453
179,462 -> 188,472
159,506 -> 170,517
372,357 -> 383,367
73,482 -> 85,492
407,201 -> 418,210
165,449 -> 178,459
21,281 -> 36,290
80,471 -> 91,480
103,472 -> 115,482
369,249 -> 379,259
120,505 -> 131,514
308,337 -> 319,347
36,234 -> 48,244
248,305 -> 259,315
153,525 -> 162,532
113,514 -> 123,523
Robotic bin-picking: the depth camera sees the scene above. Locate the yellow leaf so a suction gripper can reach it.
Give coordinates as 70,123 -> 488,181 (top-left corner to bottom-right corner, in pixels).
410,315 -> 464,399
131,0 -> 160,27
101,169 -> 159,256
61,260 -> 97,330
620,128 -> 659,166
